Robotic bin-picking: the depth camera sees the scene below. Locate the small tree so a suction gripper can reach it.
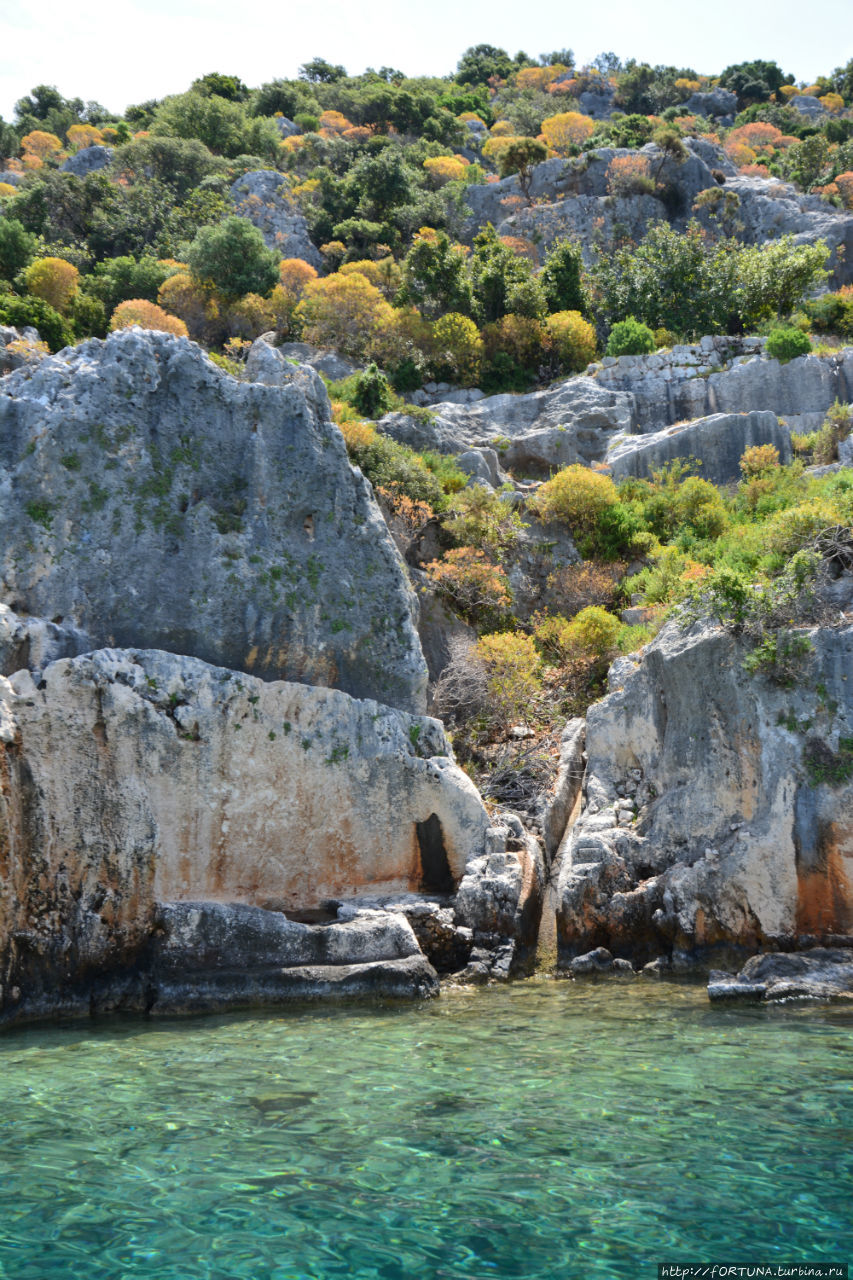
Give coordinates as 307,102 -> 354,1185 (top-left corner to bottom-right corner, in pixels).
187,216 -> 279,299
474,632 -> 541,729
352,362 -> 394,418
23,257 -> 79,313
539,239 -> 585,313
496,137 -> 547,200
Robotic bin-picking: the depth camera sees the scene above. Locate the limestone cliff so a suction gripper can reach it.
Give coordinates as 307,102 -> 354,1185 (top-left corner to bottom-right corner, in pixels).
0,643 -> 493,1019
556,618 -> 853,968
0,329 -> 427,714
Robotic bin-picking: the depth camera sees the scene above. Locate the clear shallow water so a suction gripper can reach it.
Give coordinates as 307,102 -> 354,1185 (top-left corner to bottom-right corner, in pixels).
0,980 -> 851,1280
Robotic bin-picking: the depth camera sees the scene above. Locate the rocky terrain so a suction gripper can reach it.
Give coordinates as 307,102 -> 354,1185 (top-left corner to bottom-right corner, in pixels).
555,617 -> 853,973
0,328 -> 427,714
464,141 -> 853,287
0,334 -> 552,1024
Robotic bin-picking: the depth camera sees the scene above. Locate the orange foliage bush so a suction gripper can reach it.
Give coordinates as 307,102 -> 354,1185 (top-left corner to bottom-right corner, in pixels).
66,123 -> 104,151
835,172 -> 853,208
20,130 -> 63,164
727,143 -> 758,169
423,155 -> 468,185
158,272 -> 220,342
540,111 -> 595,153
295,272 -> 395,358
516,65 -> 566,92
23,257 -> 79,312
343,126 -> 371,142
498,235 -> 539,263
545,560 -> 625,617
110,299 -> 189,337
606,154 -> 654,196
318,110 -> 352,136
279,257 -> 318,294
425,548 -> 511,623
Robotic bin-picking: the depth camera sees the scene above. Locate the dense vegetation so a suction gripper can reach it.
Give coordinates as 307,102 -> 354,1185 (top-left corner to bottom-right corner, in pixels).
2,50 -> 853,779
1,49 -> 851,379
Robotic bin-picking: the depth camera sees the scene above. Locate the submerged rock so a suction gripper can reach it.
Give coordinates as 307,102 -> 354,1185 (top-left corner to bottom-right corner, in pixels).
709,948 -> 853,1003
0,328 -> 427,713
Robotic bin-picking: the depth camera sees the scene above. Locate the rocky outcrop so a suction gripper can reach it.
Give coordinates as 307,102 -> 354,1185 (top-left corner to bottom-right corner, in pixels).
0,328 -> 427,713
454,814 -> 545,980
556,618 -> 853,969
0,642 -> 493,1021
465,143 -> 853,285
379,376 -> 633,476
61,145 -> 113,176
0,325 -> 44,375
676,88 -> 737,123
594,343 -> 853,433
230,170 -> 322,268
708,948 -> 853,1002
606,410 -> 792,484
694,175 -> 853,287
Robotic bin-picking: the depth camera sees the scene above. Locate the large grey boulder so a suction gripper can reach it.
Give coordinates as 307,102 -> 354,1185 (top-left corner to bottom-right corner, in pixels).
0,642 -> 491,1020
606,409 -> 792,484
0,328 -> 427,713
677,88 -> 737,122
230,169 -> 323,268
379,375 -> 633,475
0,602 -> 90,676
790,95 -> 826,120
556,619 -> 853,969
61,144 -> 113,175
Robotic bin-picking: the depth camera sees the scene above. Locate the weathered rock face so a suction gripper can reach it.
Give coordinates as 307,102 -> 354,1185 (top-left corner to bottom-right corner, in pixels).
464,143 -> 853,285
230,170 -> 323,268
61,145 -> 113,176
0,328 -> 427,713
695,176 -> 853,287
0,326 -> 44,376
557,619 -> 853,968
0,643 -> 491,1019
379,376 -> 633,476
454,814 -> 545,980
677,88 -> 737,122
606,410 -> 792,484
594,343 -> 853,434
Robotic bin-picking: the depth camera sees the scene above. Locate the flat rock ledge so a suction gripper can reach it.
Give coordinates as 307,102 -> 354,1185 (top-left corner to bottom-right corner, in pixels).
709,947 -> 853,1003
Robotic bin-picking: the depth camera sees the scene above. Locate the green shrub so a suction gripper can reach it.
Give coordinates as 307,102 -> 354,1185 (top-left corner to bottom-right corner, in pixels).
0,294 -> 73,351
474,631 -> 541,728
351,362 -> 394,418
606,317 -> 656,357
765,326 -> 810,363
566,605 -> 622,658
442,484 -> 526,552
531,464 -> 618,534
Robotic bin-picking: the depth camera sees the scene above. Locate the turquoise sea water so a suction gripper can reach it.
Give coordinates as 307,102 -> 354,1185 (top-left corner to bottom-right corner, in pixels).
0,978 -> 851,1280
